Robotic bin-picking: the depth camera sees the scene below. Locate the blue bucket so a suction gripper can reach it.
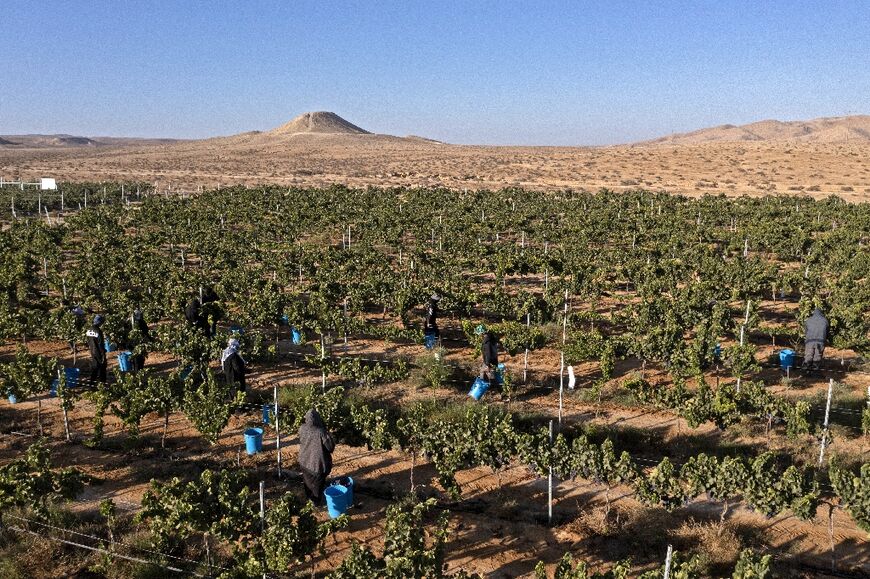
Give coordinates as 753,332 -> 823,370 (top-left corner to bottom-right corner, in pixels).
779,349 -> 795,370
118,351 -> 133,372
424,330 -> 437,350
279,314 -> 289,326
262,403 -> 271,424
495,363 -> 506,385
104,339 -> 115,352
713,344 -> 722,360
469,377 -> 490,401
244,427 -> 263,455
324,484 -> 349,518
180,365 -> 193,381
291,327 -> 303,345
331,476 -> 354,507
51,367 -> 80,396
7,393 -> 17,404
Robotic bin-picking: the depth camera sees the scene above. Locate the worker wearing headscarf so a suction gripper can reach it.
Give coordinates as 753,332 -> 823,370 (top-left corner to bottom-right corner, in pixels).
221,337 -> 246,396
297,408 -> 336,505
802,308 -> 829,372
86,315 -> 108,383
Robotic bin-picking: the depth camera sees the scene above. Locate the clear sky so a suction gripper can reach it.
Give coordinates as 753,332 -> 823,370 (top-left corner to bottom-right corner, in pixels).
1,1 -> 868,145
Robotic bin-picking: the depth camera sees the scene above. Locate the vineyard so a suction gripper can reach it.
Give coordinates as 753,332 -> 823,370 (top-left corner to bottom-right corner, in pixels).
0,183 -> 869,578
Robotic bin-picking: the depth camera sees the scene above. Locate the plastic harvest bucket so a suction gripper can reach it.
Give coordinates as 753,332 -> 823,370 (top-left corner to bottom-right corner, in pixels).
424,330 -> 437,350
324,484 -> 349,518
104,339 -> 115,352
331,476 -> 354,507
117,351 -> 133,372
51,367 -> 81,396
494,363 -> 506,385
244,427 -> 264,455
262,403 -> 271,424
180,365 -> 193,381
291,327 -> 303,345
713,344 -> 722,360
469,378 -> 490,401
779,349 -> 795,370
7,394 -> 17,404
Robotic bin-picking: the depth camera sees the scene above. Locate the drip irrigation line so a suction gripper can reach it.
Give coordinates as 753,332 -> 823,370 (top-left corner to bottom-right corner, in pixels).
8,525 -> 200,576
7,513 -> 214,571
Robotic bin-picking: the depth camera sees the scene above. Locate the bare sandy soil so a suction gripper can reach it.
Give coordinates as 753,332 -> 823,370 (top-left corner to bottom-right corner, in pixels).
2,134 -> 870,201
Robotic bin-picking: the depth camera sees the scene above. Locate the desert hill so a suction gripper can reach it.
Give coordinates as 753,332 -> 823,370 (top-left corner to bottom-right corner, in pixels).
1,112 -> 868,202
637,115 -> 870,145
269,111 -> 371,135
0,134 -> 181,148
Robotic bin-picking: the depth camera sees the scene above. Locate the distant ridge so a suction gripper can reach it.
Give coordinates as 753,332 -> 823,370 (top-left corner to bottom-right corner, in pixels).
0,134 -> 181,148
270,111 -> 371,135
636,115 -> 870,145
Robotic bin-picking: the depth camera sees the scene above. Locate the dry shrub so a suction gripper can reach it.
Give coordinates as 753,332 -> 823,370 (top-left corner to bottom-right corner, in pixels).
672,518 -> 741,568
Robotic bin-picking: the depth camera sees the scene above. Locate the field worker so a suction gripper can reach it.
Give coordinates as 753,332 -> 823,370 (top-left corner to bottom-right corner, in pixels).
476,324 -> 499,380
124,308 -> 151,371
185,296 -> 212,334
298,408 -> 336,506
200,286 -> 223,337
86,315 -> 108,384
424,294 -> 441,337
221,337 -> 247,396
802,307 -> 829,373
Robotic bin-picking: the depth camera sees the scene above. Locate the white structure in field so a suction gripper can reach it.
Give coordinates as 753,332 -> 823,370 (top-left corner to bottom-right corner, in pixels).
0,177 -> 57,190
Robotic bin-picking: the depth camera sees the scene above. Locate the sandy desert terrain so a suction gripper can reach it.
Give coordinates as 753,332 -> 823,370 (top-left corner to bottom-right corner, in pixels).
2,112 -> 869,201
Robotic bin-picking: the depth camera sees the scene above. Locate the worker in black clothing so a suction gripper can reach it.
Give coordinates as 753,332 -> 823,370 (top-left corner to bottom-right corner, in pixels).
476,324 -> 499,380
802,308 -> 829,373
221,337 -> 247,397
86,315 -> 108,384
424,294 -> 441,337
201,286 -> 222,337
185,297 -> 210,334
123,308 -> 151,371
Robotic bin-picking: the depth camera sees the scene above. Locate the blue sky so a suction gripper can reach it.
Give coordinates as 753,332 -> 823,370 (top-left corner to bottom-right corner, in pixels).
1,1 -> 868,145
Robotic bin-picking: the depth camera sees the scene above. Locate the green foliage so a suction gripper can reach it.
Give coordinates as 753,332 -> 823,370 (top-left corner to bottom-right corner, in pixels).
399,402 -> 516,498
534,554 -> 631,579
636,457 -> 688,511
330,497 -> 470,579
182,369 -> 245,444
308,347 -> 410,386
623,375 -> 810,436
261,492 -> 348,572
731,548 -> 771,579
830,463 -> 870,534
0,346 -> 56,401
0,440 -> 85,521
722,343 -> 760,380
138,469 -> 254,551
418,348 -> 450,392
638,551 -> 705,579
